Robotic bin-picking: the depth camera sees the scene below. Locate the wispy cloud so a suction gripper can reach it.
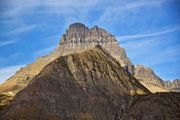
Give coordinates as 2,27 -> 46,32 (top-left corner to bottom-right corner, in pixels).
121,38 -> 160,50
1,0 -> 99,18
36,46 -> 56,56
121,36 -> 180,67
119,24 -> 180,67
0,65 -> 25,84
0,40 -> 17,47
96,0 -> 174,23
118,25 -> 180,41
5,24 -> 37,36
149,44 -> 180,66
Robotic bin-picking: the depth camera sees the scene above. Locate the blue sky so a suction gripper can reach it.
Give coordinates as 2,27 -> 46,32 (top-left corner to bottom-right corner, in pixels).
0,0 -> 180,83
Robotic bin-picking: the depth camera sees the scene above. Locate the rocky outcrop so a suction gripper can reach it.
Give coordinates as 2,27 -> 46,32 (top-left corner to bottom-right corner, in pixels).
134,64 -> 169,93
163,79 -> 180,92
0,46 -> 149,120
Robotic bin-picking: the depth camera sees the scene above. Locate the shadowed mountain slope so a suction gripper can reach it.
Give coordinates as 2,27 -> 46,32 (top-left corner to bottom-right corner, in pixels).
0,46 -> 149,120
122,92 -> 180,120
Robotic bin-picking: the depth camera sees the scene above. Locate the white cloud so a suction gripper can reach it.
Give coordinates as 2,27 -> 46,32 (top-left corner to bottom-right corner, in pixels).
118,24 -> 180,67
121,38 -> 160,50
36,46 -> 56,55
1,0 -> 99,18
149,44 -> 180,66
118,25 -> 180,41
120,36 -> 180,67
96,0 -> 173,23
0,40 -> 17,47
0,65 -> 25,84
6,24 -> 38,36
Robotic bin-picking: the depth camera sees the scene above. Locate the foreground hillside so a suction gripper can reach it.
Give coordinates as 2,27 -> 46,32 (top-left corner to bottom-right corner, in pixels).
122,92 -> 180,120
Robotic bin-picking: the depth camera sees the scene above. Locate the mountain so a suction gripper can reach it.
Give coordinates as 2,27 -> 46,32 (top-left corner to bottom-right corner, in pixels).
0,23 -> 180,120
0,46 -> 149,120
0,23 -> 179,110
0,23 -> 133,96
134,64 -> 168,93
163,79 -> 180,92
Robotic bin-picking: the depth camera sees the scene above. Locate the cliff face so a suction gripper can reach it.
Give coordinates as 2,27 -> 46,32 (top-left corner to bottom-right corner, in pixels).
163,79 -> 180,92
134,64 -> 169,93
0,23 -> 133,96
0,46 -> 149,120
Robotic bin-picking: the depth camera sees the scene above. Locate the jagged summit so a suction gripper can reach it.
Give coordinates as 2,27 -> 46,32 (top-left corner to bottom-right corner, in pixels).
134,64 -> 168,93
163,79 -> 180,92
60,22 -> 116,44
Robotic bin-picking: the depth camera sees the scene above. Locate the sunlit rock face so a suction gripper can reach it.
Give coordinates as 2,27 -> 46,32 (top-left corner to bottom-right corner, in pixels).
134,64 -> 169,93
0,46 -> 149,120
0,23 -> 133,96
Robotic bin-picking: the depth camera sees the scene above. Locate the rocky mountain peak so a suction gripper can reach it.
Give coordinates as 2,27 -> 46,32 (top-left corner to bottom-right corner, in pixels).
134,64 -> 168,93
60,22 -> 116,44
135,64 -> 155,77
163,79 -> 180,92
66,23 -> 89,40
